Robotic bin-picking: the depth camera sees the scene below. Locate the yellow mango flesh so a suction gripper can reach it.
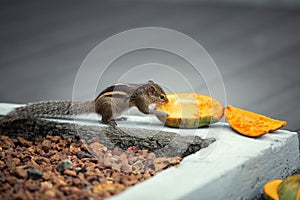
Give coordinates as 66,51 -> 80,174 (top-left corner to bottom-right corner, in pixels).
225,105 -> 287,137
155,93 -> 224,128
264,180 -> 282,200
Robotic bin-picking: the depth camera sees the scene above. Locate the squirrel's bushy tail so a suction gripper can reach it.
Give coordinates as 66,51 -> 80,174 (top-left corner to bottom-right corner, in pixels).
2,101 -> 95,123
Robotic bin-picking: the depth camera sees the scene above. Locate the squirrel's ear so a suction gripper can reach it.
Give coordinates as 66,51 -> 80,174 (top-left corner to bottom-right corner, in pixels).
148,85 -> 156,95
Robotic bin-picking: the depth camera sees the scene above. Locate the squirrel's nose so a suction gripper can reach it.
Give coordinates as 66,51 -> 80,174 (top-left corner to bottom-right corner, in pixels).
165,97 -> 169,103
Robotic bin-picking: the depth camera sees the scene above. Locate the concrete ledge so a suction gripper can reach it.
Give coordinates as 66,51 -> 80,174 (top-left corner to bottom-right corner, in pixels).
0,103 -> 299,200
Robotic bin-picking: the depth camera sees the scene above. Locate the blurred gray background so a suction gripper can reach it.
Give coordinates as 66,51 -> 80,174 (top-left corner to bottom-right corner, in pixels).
0,0 -> 300,131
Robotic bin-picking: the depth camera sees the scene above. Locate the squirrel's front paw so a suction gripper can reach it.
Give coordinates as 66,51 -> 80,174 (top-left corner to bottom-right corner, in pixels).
149,109 -> 169,117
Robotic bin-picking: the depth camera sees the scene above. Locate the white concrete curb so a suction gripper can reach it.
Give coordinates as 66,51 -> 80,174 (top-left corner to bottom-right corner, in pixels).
1,103 -> 299,200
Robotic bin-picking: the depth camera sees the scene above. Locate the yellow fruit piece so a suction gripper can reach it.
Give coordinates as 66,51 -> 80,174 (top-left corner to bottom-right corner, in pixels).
263,179 -> 282,200
155,93 -> 224,128
225,105 -> 287,137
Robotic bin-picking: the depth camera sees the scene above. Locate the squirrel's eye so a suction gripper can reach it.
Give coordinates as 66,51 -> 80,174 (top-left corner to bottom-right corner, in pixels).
160,95 -> 165,99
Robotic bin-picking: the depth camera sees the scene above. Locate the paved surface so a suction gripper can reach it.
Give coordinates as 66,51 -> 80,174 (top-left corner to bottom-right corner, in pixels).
0,0 -> 300,131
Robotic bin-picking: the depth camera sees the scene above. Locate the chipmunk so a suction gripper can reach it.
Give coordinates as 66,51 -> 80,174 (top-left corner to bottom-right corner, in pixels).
5,80 -> 169,127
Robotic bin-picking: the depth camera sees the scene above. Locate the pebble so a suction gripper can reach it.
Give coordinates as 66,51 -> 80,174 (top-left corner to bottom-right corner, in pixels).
13,166 -> 27,179
64,169 -> 77,177
27,168 -> 43,180
17,136 -> 32,147
56,159 -> 73,172
76,151 -> 94,159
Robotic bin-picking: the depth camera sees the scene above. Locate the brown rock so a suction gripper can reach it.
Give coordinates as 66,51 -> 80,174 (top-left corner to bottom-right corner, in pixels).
52,176 -> 67,187
41,139 -> 52,152
92,183 -> 103,194
34,156 -> 50,164
121,163 -> 132,173
13,166 -> 27,179
73,178 -> 82,186
146,152 -> 156,160
132,160 -> 144,172
70,143 -> 81,154
0,135 -> 15,148
143,172 -> 152,179
24,180 -> 39,191
89,142 -> 107,153
0,182 -> 11,191
41,181 -> 53,189
17,137 -> 32,147
44,189 -> 56,198
112,147 -> 121,156
42,172 -> 52,180
47,135 -> 60,143
50,153 -> 61,161
28,146 -> 35,154
64,169 -> 77,177
7,176 -> 19,184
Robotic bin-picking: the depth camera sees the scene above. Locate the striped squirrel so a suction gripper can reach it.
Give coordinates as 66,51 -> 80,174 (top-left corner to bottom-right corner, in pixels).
5,80 -> 169,127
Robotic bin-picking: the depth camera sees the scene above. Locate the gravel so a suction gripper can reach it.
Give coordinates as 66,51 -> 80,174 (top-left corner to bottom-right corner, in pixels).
0,135 -> 182,200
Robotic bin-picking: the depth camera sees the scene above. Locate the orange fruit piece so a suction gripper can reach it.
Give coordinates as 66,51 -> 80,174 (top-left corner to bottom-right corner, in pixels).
225,105 -> 287,137
264,179 -> 282,200
263,175 -> 300,200
155,93 -> 224,128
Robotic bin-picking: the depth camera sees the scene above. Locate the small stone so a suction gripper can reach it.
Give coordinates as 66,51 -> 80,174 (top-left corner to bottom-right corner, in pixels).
41,140 -> 51,152
48,135 -> 60,143
0,135 -> 15,148
64,169 -> 77,176
0,160 -> 4,165
121,164 -> 132,173
41,181 -> 53,189
17,137 -> 32,147
13,158 -> 21,165
89,142 -> 107,153
92,183 -> 103,194
0,182 -> 10,191
69,143 -> 80,154
42,172 -> 52,180
56,159 -> 73,172
52,176 -> 67,186
27,168 -> 43,180
143,172 -> 151,179
73,178 -> 81,186
132,160 -> 144,172
7,176 -> 19,184
78,172 -> 86,182
112,147 -> 121,155
146,152 -> 156,160
45,189 -> 56,197
50,153 -> 60,161
84,181 -> 92,186
126,146 -> 138,153
28,146 -> 35,154
13,166 -> 27,179
76,151 -> 94,159
24,180 -> 39,191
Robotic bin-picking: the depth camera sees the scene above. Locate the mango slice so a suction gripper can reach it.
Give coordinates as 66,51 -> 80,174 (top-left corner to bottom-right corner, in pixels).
155,93 -> 224,128
264,180 -> 282,200
263,175 -> 300,200
225,105 -> 287,137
